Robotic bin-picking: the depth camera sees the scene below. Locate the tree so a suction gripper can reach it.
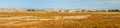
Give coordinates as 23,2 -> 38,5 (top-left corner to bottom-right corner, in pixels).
27,9 -> 35,11
108,9 -> 120,12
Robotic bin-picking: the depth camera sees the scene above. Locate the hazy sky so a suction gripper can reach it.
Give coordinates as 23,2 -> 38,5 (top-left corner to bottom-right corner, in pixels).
0,0 -> 120,9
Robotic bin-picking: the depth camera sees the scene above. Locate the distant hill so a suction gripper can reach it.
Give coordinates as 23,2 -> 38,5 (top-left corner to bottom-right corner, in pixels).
0,8 -> 26,12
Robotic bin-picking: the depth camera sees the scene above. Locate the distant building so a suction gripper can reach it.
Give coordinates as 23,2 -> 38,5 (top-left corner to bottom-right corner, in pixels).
44,8 -> 63,12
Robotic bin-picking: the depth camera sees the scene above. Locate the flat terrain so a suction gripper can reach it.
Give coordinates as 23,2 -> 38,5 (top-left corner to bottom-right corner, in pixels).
0,12 -> 120,28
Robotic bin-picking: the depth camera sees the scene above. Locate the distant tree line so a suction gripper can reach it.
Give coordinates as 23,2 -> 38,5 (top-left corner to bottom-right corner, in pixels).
27,9 -> 35,11
27,9 -> 45,12
26,9 -> 120,12
108,9 -> 120,12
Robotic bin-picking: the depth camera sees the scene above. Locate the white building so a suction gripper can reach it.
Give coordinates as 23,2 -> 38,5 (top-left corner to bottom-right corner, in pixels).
44,8 -> 63,12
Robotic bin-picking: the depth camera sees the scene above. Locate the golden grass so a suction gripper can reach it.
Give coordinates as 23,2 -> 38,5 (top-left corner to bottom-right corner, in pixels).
0,12 -> 120,28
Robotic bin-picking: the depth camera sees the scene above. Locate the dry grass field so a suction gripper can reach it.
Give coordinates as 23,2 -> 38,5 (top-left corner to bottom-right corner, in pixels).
0,12 -> 120,28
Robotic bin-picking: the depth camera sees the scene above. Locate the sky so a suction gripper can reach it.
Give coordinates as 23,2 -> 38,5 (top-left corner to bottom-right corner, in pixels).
0,0 -> 120,9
